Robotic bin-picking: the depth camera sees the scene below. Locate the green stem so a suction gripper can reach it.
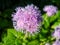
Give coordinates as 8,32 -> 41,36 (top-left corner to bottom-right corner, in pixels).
22,31 -> 28,45
24,32 -> 28,40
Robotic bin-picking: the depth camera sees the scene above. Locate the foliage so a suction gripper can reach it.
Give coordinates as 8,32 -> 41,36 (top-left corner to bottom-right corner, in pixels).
0,0 -> 60,45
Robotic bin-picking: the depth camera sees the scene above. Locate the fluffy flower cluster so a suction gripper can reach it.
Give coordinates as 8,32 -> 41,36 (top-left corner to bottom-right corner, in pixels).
52,25 -> 60,45
48,25 -> 60,45
12,4 -> 42,34
52,25 -> 60,39
43,5 -> 57,16
52,40 -> 60,45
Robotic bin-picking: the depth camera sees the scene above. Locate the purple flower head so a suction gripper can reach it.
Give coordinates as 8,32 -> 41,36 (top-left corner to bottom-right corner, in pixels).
12,4 -> 42,34
52,40 -> 60,45
43,5 -> 58,16
52,25 -> 60,39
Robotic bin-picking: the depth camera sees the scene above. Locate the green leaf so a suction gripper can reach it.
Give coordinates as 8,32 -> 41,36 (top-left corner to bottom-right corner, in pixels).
39,34 -> 46,42
49,11 -> 60,22
42,14 -> 50,28
2,29 -> 23,45
41,28 -> 48,34
51,21 -> 60,29
0,42 -> 3,45
27,40 -> 39,45
3,34 -> 16,45
3,31 -> 16,45
7,29 -> 24,39
15,39 -> 22,45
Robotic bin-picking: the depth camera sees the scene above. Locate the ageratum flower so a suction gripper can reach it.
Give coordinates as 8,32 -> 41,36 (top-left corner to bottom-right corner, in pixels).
43,5 -> 57,16
52,25 -> 60,40
52,40 -> 60,45
12,4 -> 42,34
